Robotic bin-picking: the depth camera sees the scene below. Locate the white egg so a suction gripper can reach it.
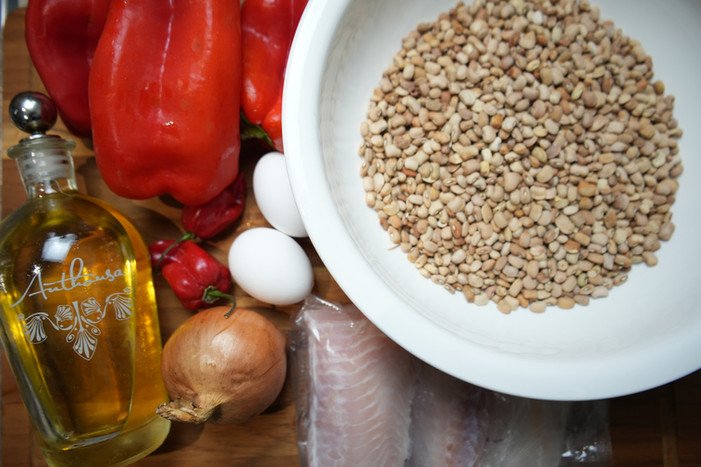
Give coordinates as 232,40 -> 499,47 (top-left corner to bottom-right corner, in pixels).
253,151 -> 308,237
228,227 -> 314,306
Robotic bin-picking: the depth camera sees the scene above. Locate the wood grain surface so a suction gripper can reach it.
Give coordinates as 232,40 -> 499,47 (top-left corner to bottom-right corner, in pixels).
1,8 -> 700,467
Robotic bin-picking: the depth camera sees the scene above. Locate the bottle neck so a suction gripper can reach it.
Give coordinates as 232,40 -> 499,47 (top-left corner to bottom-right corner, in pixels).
8,136 -> 78,199
24,174 -> 78,199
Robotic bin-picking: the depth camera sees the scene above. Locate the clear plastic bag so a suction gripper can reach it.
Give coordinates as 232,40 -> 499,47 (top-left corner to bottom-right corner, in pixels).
291,296 -> 418,466
477,394 -> 612,467
559,400 -> 612,466
291,296 -> 612,467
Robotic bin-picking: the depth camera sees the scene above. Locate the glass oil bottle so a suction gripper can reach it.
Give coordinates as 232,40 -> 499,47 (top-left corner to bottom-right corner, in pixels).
0,92 -> 170,466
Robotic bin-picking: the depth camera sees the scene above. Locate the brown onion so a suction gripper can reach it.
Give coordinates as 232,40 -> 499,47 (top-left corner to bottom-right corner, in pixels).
157,306 -> 287,424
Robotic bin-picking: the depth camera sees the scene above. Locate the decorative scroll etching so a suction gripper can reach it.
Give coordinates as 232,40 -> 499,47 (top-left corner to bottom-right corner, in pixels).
20,288 -> 133,361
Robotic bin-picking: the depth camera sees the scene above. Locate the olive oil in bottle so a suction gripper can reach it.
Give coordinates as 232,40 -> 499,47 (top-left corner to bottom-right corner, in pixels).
0,92 -> 170,466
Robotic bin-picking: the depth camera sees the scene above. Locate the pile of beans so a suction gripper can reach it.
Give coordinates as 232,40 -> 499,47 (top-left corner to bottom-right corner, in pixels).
359,0 -> 683,312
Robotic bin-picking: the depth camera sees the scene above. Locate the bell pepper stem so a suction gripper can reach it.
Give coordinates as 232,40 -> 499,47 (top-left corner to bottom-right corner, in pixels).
202,287 -> 236,317
224,306 -> 236,319
155,232 -> 197,271
240,112 -> 274,147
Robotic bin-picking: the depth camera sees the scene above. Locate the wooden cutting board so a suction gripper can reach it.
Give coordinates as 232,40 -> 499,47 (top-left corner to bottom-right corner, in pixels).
1,8 -> 700,467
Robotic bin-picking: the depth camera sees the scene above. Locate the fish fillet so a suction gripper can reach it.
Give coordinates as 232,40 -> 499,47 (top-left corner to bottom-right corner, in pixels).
407,363 -> 487,467
475,393 -> 570,467
293,298 -> 600,467
294,299 -> 416,467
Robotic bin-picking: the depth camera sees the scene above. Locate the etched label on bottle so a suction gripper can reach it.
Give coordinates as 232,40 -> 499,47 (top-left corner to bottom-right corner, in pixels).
12,257 -> 125,306
13,257 -> 133,361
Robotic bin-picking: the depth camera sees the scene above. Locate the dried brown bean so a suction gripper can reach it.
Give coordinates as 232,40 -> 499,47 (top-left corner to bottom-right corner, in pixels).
359,0 -> 683,313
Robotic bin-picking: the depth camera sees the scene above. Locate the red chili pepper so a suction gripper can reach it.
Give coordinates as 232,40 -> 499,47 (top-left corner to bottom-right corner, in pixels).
181,172 -> 247,240
25,0 -> 110,137
150,240 -> 234,311
241,0 -> 308,153
89,0 -> 242,206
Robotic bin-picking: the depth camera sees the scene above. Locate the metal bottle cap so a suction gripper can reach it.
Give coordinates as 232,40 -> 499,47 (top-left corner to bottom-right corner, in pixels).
6,92 -> 77,188
9,91 -> 58,138
7,92 -> 76,159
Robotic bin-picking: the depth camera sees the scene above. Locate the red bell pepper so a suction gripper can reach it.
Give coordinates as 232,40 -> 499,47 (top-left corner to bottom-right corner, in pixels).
241,0 -> 308,153
150,240 -> 234,311
181,172 -> 247,240
89,0 -> 242,206
25,0 -> 110,137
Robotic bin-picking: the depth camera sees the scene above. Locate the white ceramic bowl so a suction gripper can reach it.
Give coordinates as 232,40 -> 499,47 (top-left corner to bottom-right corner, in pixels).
283,0 -> 701,400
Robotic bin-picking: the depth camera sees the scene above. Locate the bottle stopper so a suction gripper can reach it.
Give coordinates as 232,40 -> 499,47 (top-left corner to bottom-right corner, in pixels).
9,91 -> 58,138
6,92 -> 76,185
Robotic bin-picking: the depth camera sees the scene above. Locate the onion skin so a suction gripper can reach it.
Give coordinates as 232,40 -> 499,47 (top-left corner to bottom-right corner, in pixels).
157,306 -> 287,424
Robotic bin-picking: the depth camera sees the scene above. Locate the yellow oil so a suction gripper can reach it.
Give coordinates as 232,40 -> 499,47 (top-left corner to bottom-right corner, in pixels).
0,192 -> 170,466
